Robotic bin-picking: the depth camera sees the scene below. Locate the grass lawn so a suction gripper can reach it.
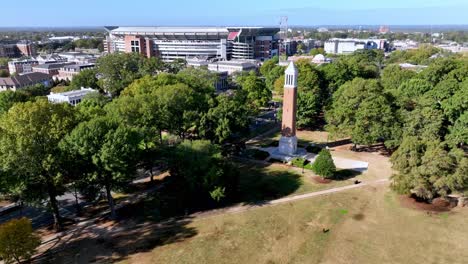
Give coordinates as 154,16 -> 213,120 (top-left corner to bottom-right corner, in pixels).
120,184 -> 468,264
235,161 -> 360,202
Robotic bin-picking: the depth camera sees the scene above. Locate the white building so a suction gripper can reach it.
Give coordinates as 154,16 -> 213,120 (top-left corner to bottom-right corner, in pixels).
436,43 -> 468,53
58,52 -> 99,63
207,60 -> 257,75
34,54 -> 68,64
8,59 -> 39,74
49,36 -> 79,43
47,88 -> 97,106
392,40 -> 419,50
325,38 -> 388,54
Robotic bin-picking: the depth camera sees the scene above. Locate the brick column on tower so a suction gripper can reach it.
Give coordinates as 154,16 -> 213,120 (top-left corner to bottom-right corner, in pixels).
278,62 -> 298,155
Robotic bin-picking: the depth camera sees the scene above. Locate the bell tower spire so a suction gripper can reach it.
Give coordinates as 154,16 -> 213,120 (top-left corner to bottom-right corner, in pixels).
279,62 -> 298,155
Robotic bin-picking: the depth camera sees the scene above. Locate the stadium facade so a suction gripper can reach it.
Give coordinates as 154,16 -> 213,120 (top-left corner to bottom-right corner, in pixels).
104,26 -> 280,61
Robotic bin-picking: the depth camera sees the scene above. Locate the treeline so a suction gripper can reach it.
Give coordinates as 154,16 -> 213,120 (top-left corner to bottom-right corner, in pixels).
0,53 -> 271,229
74,38 -> 104,50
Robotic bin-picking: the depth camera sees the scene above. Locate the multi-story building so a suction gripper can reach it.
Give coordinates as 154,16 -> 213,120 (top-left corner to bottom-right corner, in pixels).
16,41 -> 37,57
32,62 -> 76,77
58,52 -> 99,64
324,38 -> 389,54
47,87 -> 97,106
0,41 -> 36,58
0,72 -> 52,91
104,26 -> 280,62
0,44 -> 17,58
56,63 -> 95,81
8,59 -> 39,75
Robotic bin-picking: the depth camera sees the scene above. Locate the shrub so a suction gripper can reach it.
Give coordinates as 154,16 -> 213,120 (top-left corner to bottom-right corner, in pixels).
0,218 -> 41,264
304,163 -> 314,170
291,157 -> 307,168
312,149 -> 336,179
244,149 -> 270,160
306,144 -> 322,154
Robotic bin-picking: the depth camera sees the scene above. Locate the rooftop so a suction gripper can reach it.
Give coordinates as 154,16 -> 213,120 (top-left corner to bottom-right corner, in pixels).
33,62 -> 75,70
212,60 -> 257,67
0,72 -> 50,87
106,26 -> 280,37
49,88 -> 97,98
285,62 -> 298,75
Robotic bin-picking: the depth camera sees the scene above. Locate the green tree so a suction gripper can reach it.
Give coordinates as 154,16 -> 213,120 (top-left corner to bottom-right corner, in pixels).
309,48 -> 325,56
259,56 -> 279,77
152,83 -> 199,139
440,84 -> 468,124
0,218 -> 41,264
312,149 -> 336,179
264,65 -> 285,91
70,68 -> 99,90
0,91 -> 29,115
446,111 -> 468,147
396,79 -> 434,111
320,56 -> 374,95
381,64 -> 416,93
199,92 -> 250,143
140,57 -> 165,76
273,75 -> 285,95
426,78 -> 460,101
60,117 -> 141,219
325,78 -> 399,147
165,58 -> 187,74
0,57 -> 9,67
0,99 -> 78,229
296,91 -> 320,129
239,71 -> 271,111
0,69 -> 9,77
421,58 -> 460,85
96,52 -> 145,96
296,43 -> 305,55
352,95 -> 401,148
390,138 -> 460,200
296,59 -> 322,93
76,92 -> 110,120
168,140 -> 238,205
402,105 -> 444,141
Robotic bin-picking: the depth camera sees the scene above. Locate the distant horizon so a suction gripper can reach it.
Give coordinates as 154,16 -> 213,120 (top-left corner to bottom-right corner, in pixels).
1,24 -> 467,34
1,24 -> 468,28
2,0 -> 467,27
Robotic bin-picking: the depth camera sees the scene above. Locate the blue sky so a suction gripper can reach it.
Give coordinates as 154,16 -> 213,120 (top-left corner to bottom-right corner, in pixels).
1,0 -> 467,26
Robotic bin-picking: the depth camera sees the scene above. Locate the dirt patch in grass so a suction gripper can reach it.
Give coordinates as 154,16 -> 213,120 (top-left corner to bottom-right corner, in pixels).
312,176 -> 332,184
399,195 -> 455,212
352,213 -> 365,221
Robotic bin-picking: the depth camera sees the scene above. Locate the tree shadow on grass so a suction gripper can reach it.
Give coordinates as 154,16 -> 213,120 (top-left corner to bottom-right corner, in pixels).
333,169 -> 362,181
34,215 -> 197,264
236,163 -> 302,204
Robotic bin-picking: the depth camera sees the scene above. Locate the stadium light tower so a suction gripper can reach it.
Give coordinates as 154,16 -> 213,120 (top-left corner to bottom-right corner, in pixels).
279,16 -> 289,66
